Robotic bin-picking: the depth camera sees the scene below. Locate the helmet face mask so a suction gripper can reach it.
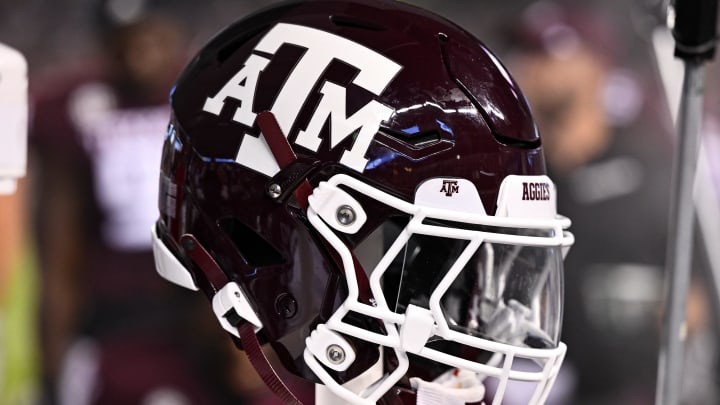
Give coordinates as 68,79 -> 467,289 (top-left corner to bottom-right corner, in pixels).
299,173 -> 571,403
152,1 -> 574,404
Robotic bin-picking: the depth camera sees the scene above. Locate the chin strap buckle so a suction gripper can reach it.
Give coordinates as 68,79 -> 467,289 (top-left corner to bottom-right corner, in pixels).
180,232 -> 303,404
212,281 -> 263,337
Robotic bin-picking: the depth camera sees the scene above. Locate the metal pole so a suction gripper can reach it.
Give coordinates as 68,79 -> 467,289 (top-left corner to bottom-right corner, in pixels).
655,61 -> 705,405
655,0 -> 717,401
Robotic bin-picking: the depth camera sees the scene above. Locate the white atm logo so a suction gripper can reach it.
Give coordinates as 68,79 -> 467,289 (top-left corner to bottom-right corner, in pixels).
203,23 -> 402,176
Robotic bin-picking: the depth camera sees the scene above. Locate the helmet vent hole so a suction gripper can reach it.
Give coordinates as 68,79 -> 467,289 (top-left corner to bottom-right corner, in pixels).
330,15 -> 384,31
493,131 -> 541,149
379,128 -> 442,149
218,217 -> 286,267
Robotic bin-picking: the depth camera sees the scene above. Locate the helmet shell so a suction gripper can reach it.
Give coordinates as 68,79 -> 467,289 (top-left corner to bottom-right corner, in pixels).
158,0 -> 546,383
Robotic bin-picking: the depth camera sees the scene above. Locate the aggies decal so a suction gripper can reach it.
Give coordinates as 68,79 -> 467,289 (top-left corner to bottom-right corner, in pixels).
521,181 -> 551,201
202,23 -> 403,176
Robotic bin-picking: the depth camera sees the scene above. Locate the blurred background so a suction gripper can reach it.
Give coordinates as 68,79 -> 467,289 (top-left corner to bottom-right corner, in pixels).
2,0 -> 720,404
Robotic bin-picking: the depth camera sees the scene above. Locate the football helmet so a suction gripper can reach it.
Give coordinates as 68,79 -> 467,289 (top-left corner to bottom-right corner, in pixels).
152,1 -> 574,404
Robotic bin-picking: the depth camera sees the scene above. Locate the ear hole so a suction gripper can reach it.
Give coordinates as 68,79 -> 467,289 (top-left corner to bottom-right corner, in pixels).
218,217 -> 286,267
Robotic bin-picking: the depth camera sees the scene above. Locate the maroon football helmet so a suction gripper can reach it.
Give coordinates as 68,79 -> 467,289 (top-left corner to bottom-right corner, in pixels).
152,1 -> 574,404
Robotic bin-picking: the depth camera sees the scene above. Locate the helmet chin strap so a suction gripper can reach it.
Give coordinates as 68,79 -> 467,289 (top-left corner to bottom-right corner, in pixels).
180,233 -> 305,405
183,230 -> 498,405
257,110 -> 313,210
236,322 -> 305,405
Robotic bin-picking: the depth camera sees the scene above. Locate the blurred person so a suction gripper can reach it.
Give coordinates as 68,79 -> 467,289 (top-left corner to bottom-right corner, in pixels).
506,1 -> 718,404
29,1 -> 255,404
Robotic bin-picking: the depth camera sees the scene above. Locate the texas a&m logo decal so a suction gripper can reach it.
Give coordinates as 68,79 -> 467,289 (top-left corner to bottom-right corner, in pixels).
203,23 -> 402,176
440,180 -> 459,196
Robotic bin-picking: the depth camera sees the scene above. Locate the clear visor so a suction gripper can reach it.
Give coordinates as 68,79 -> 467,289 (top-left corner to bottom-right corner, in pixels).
361,220 -> 563,351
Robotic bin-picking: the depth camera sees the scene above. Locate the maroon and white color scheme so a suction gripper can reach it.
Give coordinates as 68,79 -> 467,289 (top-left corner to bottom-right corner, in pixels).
203,22 -> 401,176
151,1 -> 574,404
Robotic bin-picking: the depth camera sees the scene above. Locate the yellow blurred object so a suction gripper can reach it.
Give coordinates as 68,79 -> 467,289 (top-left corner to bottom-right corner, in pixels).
0,180 -> 39,404
1,247 -> 39,405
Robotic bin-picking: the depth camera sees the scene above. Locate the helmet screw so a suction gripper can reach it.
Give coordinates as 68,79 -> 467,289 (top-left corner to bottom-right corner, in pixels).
274,293 -> 297,319
336,205 -> 356,225
326,344 -> 346,365
267,183 -> 282,199
181,237 -> 196,251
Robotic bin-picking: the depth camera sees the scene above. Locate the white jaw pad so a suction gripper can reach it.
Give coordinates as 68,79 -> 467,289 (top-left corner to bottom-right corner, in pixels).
496,175 -> 558,219
151,225 -> 199,291
414,178 -> 487,215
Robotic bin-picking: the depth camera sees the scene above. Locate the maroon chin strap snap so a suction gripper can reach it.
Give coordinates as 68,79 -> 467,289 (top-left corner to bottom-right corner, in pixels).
257,110 -> 314,211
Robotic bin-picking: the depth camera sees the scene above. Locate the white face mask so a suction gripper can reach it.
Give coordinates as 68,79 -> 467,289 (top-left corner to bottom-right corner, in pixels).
303,174 -> 573,405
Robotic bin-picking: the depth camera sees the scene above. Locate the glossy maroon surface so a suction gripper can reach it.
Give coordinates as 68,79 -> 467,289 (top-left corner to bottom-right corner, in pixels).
157,0 -> 547,401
